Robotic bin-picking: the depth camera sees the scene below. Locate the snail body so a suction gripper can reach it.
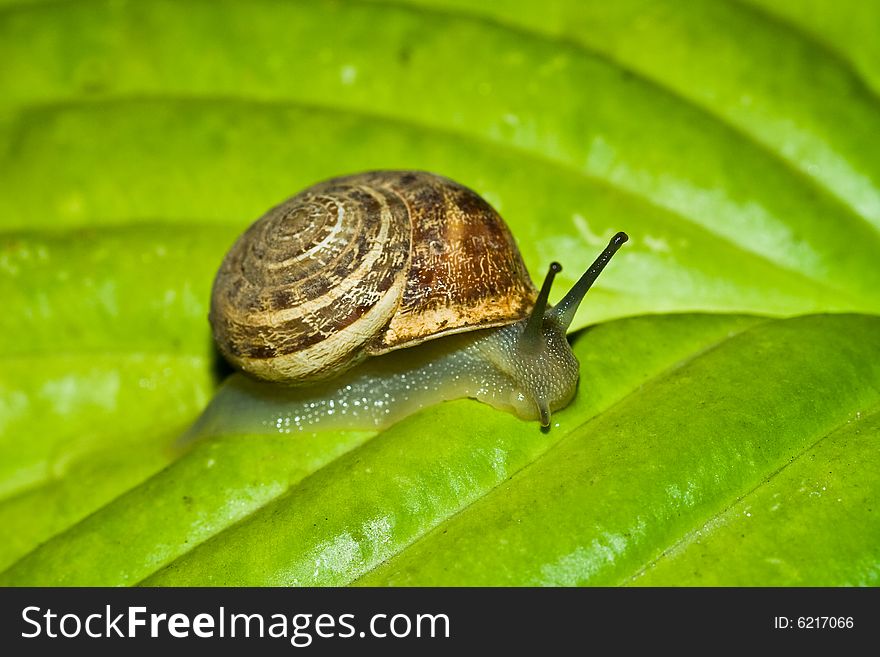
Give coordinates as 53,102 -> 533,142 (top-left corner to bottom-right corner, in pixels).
197,171 -> 626,439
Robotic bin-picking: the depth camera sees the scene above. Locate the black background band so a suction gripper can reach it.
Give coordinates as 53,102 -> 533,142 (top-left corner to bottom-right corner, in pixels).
0,586 -> 874,654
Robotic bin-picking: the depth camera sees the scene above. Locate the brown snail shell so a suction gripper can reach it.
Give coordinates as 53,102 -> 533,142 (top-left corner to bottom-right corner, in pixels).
210,171 -> 538,384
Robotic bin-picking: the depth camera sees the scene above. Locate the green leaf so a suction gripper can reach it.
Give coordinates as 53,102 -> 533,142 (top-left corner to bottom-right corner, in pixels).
2,314 -> 878,586
631,402 -> 880,587
355,314 -> 880,587
0,0 -> 878,585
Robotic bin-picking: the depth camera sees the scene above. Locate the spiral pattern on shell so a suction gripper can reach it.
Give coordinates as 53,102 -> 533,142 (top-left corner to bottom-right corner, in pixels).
210,171 -> 538,384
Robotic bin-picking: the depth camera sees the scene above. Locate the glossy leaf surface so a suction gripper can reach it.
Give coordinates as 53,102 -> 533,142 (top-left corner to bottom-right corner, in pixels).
0,0 -> 878,585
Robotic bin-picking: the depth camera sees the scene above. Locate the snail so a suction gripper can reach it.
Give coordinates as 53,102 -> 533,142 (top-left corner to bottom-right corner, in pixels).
186,170 -> 626,441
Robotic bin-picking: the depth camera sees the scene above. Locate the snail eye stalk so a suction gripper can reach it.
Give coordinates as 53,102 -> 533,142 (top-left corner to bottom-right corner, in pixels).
551,232 -> 628,330
521,262 -> 562,351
